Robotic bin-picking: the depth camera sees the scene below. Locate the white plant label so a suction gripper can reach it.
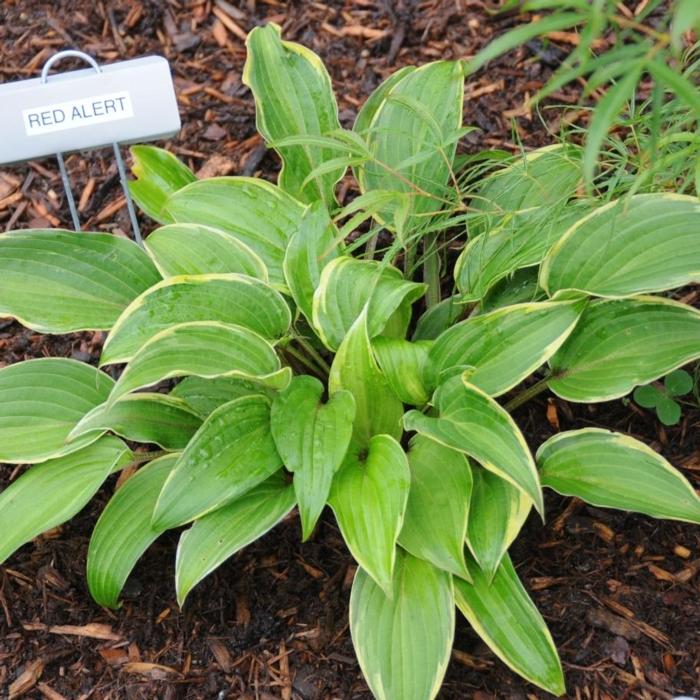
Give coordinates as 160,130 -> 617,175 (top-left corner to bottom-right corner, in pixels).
23,91 -> 134,136
0,56 -> 180,165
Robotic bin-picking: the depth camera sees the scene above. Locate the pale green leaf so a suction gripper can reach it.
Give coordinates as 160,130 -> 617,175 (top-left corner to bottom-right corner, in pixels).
467,145 -> 582,238
412,296 -> 465,341
480,267 -> 545,313
87,453 -> 178,608
329,310 -> 404,444
0,358 -> 114,464
467,469 -> 531,581
549,297 -> 700,402
0,437 -> 133,565
541,194 -> 700,298
0,229 -> 160,333
399,435 -> 472,579
69,394 -> 201,450
355,61 -> 464,234
128,145 -> 196,224
164,177 -> 305,287
329,434 -> 410,594
101,273 -> 290,365
350,550 -> 454,700
455,201 -> 591,301
538,428 -> 700,523
271,375 -> 355,540
283,202 -> 340,321
171,376 -> 273,419
109,321 -> 290,403
354,66 -> 416,136
175,473 -> 295,605
373,336 -> 433,406
427,300 -> 584,396
313,257 -> 425,351
403,376 -> 543,514
454,554 -> 565,696
153,395 -> 282,528
243,23 -> 344,206
144,223 -> 268,280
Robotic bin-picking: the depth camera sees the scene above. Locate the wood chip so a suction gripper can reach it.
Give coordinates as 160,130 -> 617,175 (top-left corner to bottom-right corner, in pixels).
122,662 -> 180,679
208,639 -> 234,673
8,659 -> 44,699
22,622 -> 122,641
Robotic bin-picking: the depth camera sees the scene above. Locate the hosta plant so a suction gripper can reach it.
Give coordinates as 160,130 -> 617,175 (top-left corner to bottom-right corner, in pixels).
2,24 -> 700,700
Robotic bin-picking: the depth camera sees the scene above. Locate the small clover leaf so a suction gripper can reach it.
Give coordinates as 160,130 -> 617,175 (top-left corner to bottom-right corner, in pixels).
664,369 -> 693,397
634,370 -> 693,426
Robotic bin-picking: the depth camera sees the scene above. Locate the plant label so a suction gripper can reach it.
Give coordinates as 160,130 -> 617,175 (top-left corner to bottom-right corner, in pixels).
0,56 -> 180,165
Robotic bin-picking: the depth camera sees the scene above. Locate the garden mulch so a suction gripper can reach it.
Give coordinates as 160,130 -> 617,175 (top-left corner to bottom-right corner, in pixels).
1,1 -> 698,698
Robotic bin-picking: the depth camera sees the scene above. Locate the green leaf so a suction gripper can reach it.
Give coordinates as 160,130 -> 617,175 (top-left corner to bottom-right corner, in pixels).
87,453 -> 178,608
350,550 -> 454,700
243,23 -> 344,207
283,202 -> 340,321
109,321 -> 290,403
329,310 -> 404,444
466,469 -> 531,581
465,12 -> 583,74
480,267 -> 545,313
412,295 -> 465,341
0,359 -> 114,464
313,257 -> 426,351
428,300 -> 584,396
538,428 -> 700,523
170,376 -> 273,419
398,436 -> 472,579
355,61 -> 464,234
175,473 -> 295,605
404,376 -> 543,514
647,58 -> 700,116
583,65 -> 643,185
329,435 -> 410,594
466,145 -> 582,238
373,337 -> 433,406
354,66 -> 417,136
69,394 -> 201,450
665,369 -> 693,396
672,0 -> 700,51
144,223 -> 268,280
656,397 -> 682,426
541,194 -> 700,298
633,384 -> 661,409
101,273 -> 290,365
455,202 -> 590,301
0,229 -> 160,333
164,177 -> 305,288
549,297 -> 700,402
454,554 -> 565,696
270,376 -> 355,540
153,395 -> 282,528
128,145 -> 196,224
0,437 -> 133,565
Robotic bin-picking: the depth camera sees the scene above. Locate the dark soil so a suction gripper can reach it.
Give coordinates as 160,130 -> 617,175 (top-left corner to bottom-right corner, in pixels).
1,1 -> 699,699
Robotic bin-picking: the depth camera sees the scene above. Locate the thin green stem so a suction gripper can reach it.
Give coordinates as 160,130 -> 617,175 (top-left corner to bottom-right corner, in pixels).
293,335 -> 332,376
285,344 -> 326,378
422,237 -> 441,308
504,374 -> 552,413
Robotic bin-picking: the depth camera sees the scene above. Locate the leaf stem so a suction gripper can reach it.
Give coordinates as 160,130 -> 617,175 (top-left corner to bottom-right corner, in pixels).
504,374 -> 551,412
292,335 -> 332,376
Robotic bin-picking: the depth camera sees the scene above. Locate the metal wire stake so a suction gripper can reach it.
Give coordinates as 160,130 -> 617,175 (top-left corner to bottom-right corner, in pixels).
40,49 -> 143,247
56,151 -> 81,231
